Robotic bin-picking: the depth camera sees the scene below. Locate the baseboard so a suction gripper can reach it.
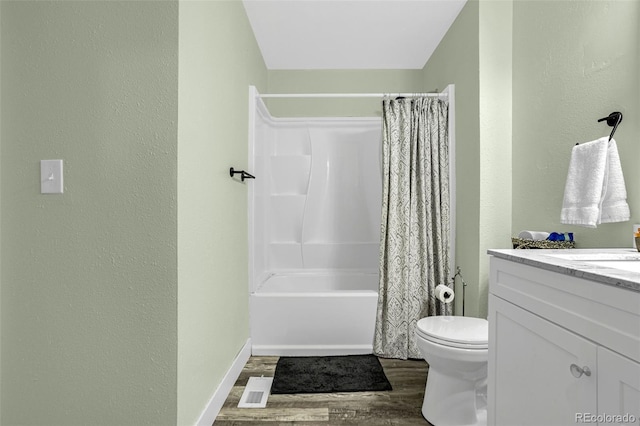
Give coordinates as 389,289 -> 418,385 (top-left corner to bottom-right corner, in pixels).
251,344 -> 373,357
196,338 -> 252,426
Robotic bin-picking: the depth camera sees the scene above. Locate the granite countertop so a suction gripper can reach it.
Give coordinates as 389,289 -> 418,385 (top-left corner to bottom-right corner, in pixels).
488,248 -> 640,293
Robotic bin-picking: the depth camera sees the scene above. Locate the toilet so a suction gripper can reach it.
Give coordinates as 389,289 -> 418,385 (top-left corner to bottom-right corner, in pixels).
415,315 -> 488,426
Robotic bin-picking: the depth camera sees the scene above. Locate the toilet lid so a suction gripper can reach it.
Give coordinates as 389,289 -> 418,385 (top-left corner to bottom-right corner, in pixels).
416,316 -> 488,348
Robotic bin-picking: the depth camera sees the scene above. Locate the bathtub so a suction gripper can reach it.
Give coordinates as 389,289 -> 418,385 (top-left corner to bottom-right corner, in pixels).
250,271 -> 379,356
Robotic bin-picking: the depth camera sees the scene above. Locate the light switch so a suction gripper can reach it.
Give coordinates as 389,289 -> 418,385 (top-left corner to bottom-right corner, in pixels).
41,160 -> 64,194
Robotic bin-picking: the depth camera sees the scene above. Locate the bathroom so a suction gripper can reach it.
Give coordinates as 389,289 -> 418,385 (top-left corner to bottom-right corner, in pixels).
0,1 -> 638,425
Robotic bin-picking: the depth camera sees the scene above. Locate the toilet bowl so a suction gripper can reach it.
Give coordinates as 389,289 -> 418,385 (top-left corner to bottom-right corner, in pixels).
415,316 -> 488,426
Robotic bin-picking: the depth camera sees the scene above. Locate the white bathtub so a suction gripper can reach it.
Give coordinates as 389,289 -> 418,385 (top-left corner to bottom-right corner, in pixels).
249,271 -> 379,356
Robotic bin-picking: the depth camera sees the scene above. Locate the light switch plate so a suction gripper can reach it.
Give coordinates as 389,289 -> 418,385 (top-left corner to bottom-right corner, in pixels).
41,160 -> 64,194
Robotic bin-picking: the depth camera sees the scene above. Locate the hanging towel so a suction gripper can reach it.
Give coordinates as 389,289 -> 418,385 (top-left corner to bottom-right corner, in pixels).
560,137 -> 630,227
600,139 -> 630,223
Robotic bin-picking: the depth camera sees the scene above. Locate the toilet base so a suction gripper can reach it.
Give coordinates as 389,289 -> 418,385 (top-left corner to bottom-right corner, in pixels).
421,367 -> 487,426
424,409 -> 487,426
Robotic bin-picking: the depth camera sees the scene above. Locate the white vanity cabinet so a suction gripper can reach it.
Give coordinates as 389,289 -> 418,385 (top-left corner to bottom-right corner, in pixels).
488,254 -> 640,426
598,347 -> 640,424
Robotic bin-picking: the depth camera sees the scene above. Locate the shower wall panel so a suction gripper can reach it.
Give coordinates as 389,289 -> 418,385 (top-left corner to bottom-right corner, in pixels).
251,93 -> 382,290
267,124 -> 311,271
265,119 -> 381,274
301,125 -> 382,270
250,101 -> 271,287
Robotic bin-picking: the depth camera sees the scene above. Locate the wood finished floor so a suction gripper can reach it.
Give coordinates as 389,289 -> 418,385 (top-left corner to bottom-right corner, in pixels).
214,356 -> 432,425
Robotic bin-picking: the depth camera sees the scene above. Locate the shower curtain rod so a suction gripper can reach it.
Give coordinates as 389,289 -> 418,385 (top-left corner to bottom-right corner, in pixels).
259,92 -> 447,99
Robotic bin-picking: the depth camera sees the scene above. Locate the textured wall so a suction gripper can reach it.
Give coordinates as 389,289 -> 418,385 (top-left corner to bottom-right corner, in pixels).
1,2 -> 179,424
477,0 -> 512,318
177,2 -> 267,424
423,0 -> 481,317
512,0 -> 640,248
425,0 -> 640,317
0,1 -> 3,421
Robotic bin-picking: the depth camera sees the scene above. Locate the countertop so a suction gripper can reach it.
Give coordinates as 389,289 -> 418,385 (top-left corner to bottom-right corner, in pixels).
488,248 -> 640,293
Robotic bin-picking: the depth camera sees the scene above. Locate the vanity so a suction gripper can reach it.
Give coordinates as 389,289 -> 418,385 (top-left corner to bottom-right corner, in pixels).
488,249 -> 640,426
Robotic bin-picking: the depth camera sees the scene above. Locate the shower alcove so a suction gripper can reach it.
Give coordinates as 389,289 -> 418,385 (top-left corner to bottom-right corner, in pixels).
247,85 -> 455,356
248,86 -> 382,356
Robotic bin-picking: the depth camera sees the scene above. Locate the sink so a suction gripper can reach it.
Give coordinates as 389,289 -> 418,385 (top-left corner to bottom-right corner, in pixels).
544,252 -> 640,261
540,251 -> 640,273
587,260 -> 640,273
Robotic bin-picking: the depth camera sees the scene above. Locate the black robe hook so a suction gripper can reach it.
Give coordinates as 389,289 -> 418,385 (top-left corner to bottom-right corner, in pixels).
597,111 -> 623,141
229,167 -> 255,182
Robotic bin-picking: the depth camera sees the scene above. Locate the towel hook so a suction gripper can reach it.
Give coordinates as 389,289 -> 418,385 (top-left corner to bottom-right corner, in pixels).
229,167 -> 255,182
597,111 -> 623,141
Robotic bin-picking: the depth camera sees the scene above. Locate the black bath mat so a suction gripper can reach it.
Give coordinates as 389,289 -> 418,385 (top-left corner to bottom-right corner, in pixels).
270,354 -> 392,394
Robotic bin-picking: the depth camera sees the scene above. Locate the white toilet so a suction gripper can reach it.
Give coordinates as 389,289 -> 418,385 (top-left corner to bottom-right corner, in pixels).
415,315 -> 488,426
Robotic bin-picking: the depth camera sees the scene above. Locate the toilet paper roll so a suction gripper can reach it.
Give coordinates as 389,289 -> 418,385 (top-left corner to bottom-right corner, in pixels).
435,284 -> 455,304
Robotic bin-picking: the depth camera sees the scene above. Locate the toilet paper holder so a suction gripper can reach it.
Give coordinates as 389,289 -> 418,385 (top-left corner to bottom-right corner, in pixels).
450,266 -> 467,316
435,284 -> 455,304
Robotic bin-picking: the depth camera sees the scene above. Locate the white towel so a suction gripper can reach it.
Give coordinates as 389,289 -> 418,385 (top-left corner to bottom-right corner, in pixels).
518,231 -> 550,241
560,137 -> 630,227
600,139 -> 630,223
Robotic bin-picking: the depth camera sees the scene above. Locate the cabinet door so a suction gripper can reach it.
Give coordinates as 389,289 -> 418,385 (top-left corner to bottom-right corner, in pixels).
598,347 -> 640,425
489,295 -> 597,426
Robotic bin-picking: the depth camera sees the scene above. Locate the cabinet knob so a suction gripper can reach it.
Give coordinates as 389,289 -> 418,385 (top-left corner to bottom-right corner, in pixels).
570,364 -> 591,378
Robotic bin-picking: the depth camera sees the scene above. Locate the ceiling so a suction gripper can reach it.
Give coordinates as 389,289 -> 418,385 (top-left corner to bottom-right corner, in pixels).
242,0 -> 467,70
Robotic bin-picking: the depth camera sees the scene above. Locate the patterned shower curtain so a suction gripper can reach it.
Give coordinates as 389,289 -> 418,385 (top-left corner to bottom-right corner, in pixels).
373,96 -> 451,360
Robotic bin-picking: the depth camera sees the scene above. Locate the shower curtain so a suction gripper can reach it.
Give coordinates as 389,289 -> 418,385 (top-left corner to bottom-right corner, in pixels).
373,96 -> 451,360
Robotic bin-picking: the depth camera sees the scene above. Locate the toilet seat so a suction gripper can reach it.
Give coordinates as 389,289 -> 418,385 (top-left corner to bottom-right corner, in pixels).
417,331 -> 488,350
416,316 -> 488,349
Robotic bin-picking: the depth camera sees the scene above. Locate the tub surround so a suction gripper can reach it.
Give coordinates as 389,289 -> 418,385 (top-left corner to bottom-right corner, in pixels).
248,88 -> 383,356
249,88 -> 382,287
488,248 -> 640,292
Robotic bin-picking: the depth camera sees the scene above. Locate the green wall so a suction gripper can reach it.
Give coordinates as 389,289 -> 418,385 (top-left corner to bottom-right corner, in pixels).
477,0 -> 512,319
424,0 -> 639,317
177,1 -> 267,425
422,0 -> 481,316
0,1 -> 268,425
512,0 -> 640,248
1,1 -> 179,424
0,1 -> 3,421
